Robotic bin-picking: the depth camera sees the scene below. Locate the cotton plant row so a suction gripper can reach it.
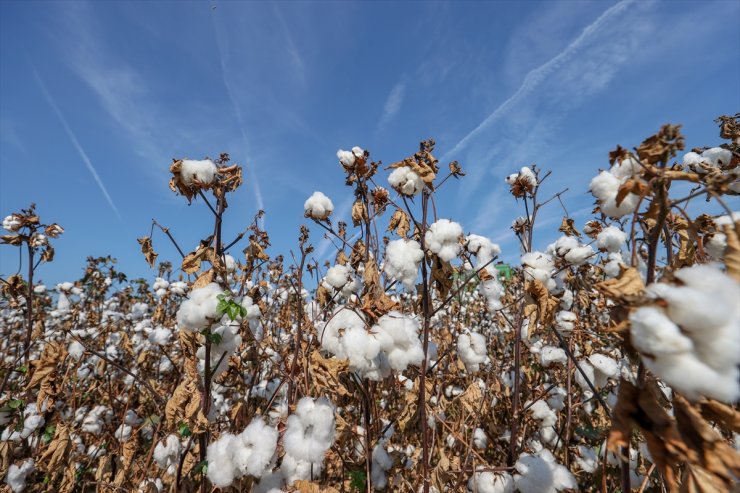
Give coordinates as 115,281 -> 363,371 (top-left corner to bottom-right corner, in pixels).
1,116 -> 739,493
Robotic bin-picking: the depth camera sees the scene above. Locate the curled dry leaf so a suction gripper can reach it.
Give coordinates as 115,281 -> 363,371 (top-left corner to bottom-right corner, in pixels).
388,209 -> 411,238
137,236 -> 158,268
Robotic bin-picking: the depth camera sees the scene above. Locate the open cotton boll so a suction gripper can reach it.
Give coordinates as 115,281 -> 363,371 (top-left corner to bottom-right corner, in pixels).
457,332 -> 488,372
197,324 -> 242,377
555,310 -> 576,333
6,459 -> 34,493
232,417 -> 279,477
280,453 -> 323,485
176,282 -> 223,332
522,252 -> 556,292
148,327 -> 172,345
588,354 -> 619,387
480,278 -> 504,312
629,264 -> 740,402
575,445 -> 598,473
467,469 -> 514,493
320,306 -> 366,356
180,159 -> 217,186
425,219 -> 463,262
597,226 -> 627,253
589,170 -> 641,218
2,214 -> 22,232
206,433 -> 239,487
371,443 -> 393,489
548,236 -> 594,265
388,166 -> 424,196
704,232 -> 727,260
68,340 -> 85,360
372,311 -> 424,371
337,149 -> 357,169
339,325 -> 387,379
540,346 -> 567,367
465,234 -> 501,268
514,449 -> 576,493
325,264 -> 362,298
304,191 -> 334,220
153,434 -> 181,475
610,156 -> 642,179
383,239 -> 423,291
283,397 -> 336,463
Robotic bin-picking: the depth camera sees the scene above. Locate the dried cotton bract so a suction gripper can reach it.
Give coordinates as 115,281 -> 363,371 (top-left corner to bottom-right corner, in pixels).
629,264 -> 740,402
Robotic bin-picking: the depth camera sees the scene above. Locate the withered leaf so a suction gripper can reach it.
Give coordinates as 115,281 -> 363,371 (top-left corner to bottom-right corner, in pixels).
137,236 -> 158,268
388,209 -> 411,238
595,266 -> 645,300
722,222 -> 740,282
558,217 -> 581,237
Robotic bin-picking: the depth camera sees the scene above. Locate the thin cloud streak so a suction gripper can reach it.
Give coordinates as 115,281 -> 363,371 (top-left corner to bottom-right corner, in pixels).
211,11 -> 266,222
33,69 -> 121,220
377,81 -> 406,131
441,0 -> 636,162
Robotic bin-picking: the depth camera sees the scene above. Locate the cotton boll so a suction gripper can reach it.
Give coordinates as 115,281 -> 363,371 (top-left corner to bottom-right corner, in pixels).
480,279 -> 504,313
704,232 -> 727,260
148,327 -> 172,346
180,159 -> 217,186
383,239 -> 423,290
514,449 -> 576,493
467,469 -> 514,493
388,166 -> 423,196
529,400 -> 557,428
610,156 -> 641,179
588,354 -> 619,387
371,443 -> 393,489
304,191 -> 334,220
457,332 -> 488,372
68,340 -> 85,360
280,454 -> 322,485
597,226 -> 627,253
373,312 -> 424,371
574,361 -> 596,393
425,219 -> 463,262
2,214 -> 22,232
339,325 -> 385,379
153,434 -> 181,474
522,252 -> 556,292
540,346 -> 567,367
702,147 -> 733,168
6,459 -> 34,492
206,433 -> 239,487
320,306 -> 366,356
337,149 -> 356,169
176,283 -> 223,332
232,417 -> 279,477
283,397 -> 336,463
554,310 -> 576,334
466,234 -> 501,269
604,252 -> 625,278
630,307 -> 694,356
589,170 -> 640,218
575,445 -> 598,473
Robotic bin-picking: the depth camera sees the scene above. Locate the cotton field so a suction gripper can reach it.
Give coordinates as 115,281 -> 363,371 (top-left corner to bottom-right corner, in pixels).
1,116 -> 739,493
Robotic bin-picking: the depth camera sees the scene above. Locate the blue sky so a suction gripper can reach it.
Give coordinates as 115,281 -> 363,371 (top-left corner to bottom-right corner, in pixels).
1,0 -> 739,286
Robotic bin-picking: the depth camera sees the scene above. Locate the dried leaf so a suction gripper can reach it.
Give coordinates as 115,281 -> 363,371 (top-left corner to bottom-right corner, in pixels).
722,222 -> 740,281
616,178 -> 650,207
558,217 -> 581,237
388,209 -> 411,238
310,350 -> 350,398
137,236 -> 158,268
595,266 -> 645,300
351,199 -> 368,227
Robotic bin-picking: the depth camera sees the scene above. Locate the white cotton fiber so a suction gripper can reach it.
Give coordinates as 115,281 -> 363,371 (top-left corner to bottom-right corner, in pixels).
176,282 -> 223,332
383,239 -> 423,291
304,191 -> 334,220
180,159 -> 217,186
425,219 -> 463,262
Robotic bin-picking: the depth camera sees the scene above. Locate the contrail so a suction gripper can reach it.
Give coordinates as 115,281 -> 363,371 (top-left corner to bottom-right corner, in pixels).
210,10 -> 266,224
33,69 -> 121,219
441,0 -> 636,162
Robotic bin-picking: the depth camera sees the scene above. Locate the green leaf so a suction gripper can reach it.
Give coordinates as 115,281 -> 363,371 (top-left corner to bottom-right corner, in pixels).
349,470 -> 366,492
206,332 -> 223,344
16,365 -> 27,374
8,399 -> 24,410
193,460 -> 208,476
42,425 -> 56,444
178,422 -> 191,437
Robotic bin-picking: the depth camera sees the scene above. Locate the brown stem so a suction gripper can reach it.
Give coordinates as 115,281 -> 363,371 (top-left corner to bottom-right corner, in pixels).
418,190 -> 432,493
